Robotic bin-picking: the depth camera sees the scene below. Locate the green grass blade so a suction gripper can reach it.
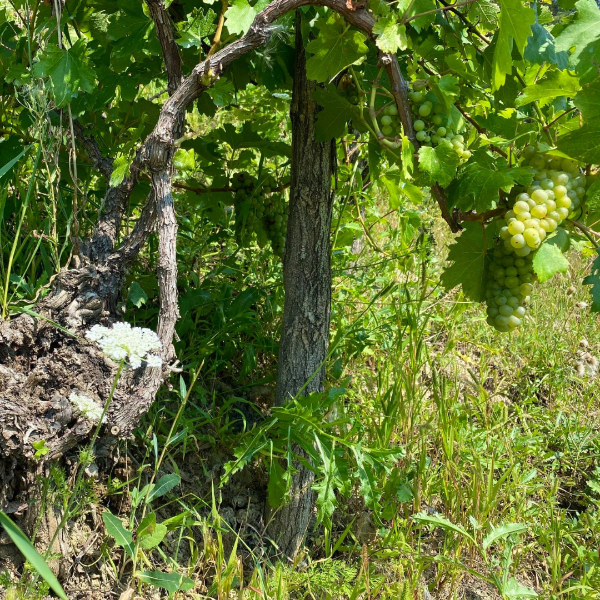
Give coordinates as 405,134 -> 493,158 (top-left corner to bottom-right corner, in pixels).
0,511 -> 67,600
0,144 -> 32,180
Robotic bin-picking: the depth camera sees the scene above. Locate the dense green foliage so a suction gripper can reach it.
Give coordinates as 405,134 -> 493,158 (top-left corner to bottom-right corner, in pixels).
1,0 -> 600,598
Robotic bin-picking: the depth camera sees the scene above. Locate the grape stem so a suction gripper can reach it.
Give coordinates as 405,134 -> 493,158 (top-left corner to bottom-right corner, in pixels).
543,106 -> 577,131
454,103 -> 508,159
567,219 -> 600,248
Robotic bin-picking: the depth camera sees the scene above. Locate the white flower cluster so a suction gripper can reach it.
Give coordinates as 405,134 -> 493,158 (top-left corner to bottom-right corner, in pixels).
86,322 -> 162,369
69,392 -> 106,424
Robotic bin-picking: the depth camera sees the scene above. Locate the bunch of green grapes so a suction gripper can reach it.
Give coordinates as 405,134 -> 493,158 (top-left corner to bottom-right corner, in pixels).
406,83 -> 472,163
486,149 -> 589,333
485,245 -> 535,332
263,189 -> 288,259
230,172 -> 288,258
499,151 -> 585,255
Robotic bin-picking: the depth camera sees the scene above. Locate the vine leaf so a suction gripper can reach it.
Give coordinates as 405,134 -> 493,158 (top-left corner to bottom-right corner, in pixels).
555,0 -> 600,82
583,249 -> 600,312
225,0 -> 268,36
516,70 -> 581,107
373,15 -> 407,54
448,152 -> 533,213
492,0 -> 535,90
558,80 -> 600,163
110,154 -> 132,187
440,223 -> 489,302
32,39 -> 96,107
525,22 -> 569,70
306,14 -> 368,83
417,144 -> 460,187
313,87 -> 359,142
532,243 -> 569,283
177,7 -> 217,48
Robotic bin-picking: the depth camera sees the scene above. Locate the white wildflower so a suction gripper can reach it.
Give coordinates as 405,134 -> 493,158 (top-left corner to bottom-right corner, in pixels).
70,392 -> 106,424
86,322 -> 162,369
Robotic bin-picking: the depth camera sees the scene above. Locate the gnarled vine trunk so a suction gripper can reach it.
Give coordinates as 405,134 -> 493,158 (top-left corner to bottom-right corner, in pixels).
266,14 -> 335,559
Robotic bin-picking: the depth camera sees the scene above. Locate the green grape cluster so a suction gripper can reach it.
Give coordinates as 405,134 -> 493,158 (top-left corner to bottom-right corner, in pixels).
485,149 -> 588,333
230,172 -> 288,258
485,245 -> 535,332
406,83 -> 472,163
499,149 -> 586,255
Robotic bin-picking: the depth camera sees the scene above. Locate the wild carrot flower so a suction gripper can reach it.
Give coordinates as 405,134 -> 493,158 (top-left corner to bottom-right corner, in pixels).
69,392 -> 106,424
86,322 -> 162,369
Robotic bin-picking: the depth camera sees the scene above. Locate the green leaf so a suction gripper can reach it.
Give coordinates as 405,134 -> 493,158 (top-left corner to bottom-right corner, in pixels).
492,0 -> 535,90
524,23 -> 569,69
432,74 -> 460,112
0,144 -> 31,181
109,154 -> 131,187
482,523 -> 528,551
467,0 -> 499,30
136,513 -> 168,550
177,7 -> 216,48
413,511 -> 476,544
306,15 -> 368,83
555,0 -> 600,67
102,511 -> 134,558
174,148 -> 195,172
147,474 -> 181,503
373,15 -> 407,54
128,281 -> 148,308
532,243 -> 569,283
440,223 -> 489,302
267,459 -> 290,508
312,86 -> 359,142
583,249 -> 600,312
109,1 -> 153,59
450,152 -> 534,213
557,81 -> 600,163
224,0 -> 260,36
502,577 -> 538,598
136,571 -> 195,593
417,143 -> 460,188
516,70 -> 580,107
0,512 -> 67,600
32,39 -> 96,107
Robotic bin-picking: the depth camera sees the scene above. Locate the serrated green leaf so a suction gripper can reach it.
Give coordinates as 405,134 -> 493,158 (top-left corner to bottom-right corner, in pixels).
482,523 -> 528,551
0,512 -> 67,600
373,15 -> 407,54
177,7 -> 216,48
555,0 -> 600,66
306,15 -> 368,83
467,0 -> 499,30
524,23 -> 569,69
558,81 -> 600,163
583,249 -> 600,312
136,571 -> 195,593
450,153 -> 533,213
147,474 -> 181,503
174,148 -> 195,172
312,86 -> 359,142
401,135 -> 415,180
492,0 -> 536,90
32,39 -> 96,107
102,511 -> 134,558
516,70 -> 580,107
128,281 -> 148,308
109,154 -> 131,187
440,222 -> 489,302
413,511 -> 476,543
532,243 -> 569,283
433,74 -> 460,112
417,143 -> 460,188
224,0 -> 256,35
